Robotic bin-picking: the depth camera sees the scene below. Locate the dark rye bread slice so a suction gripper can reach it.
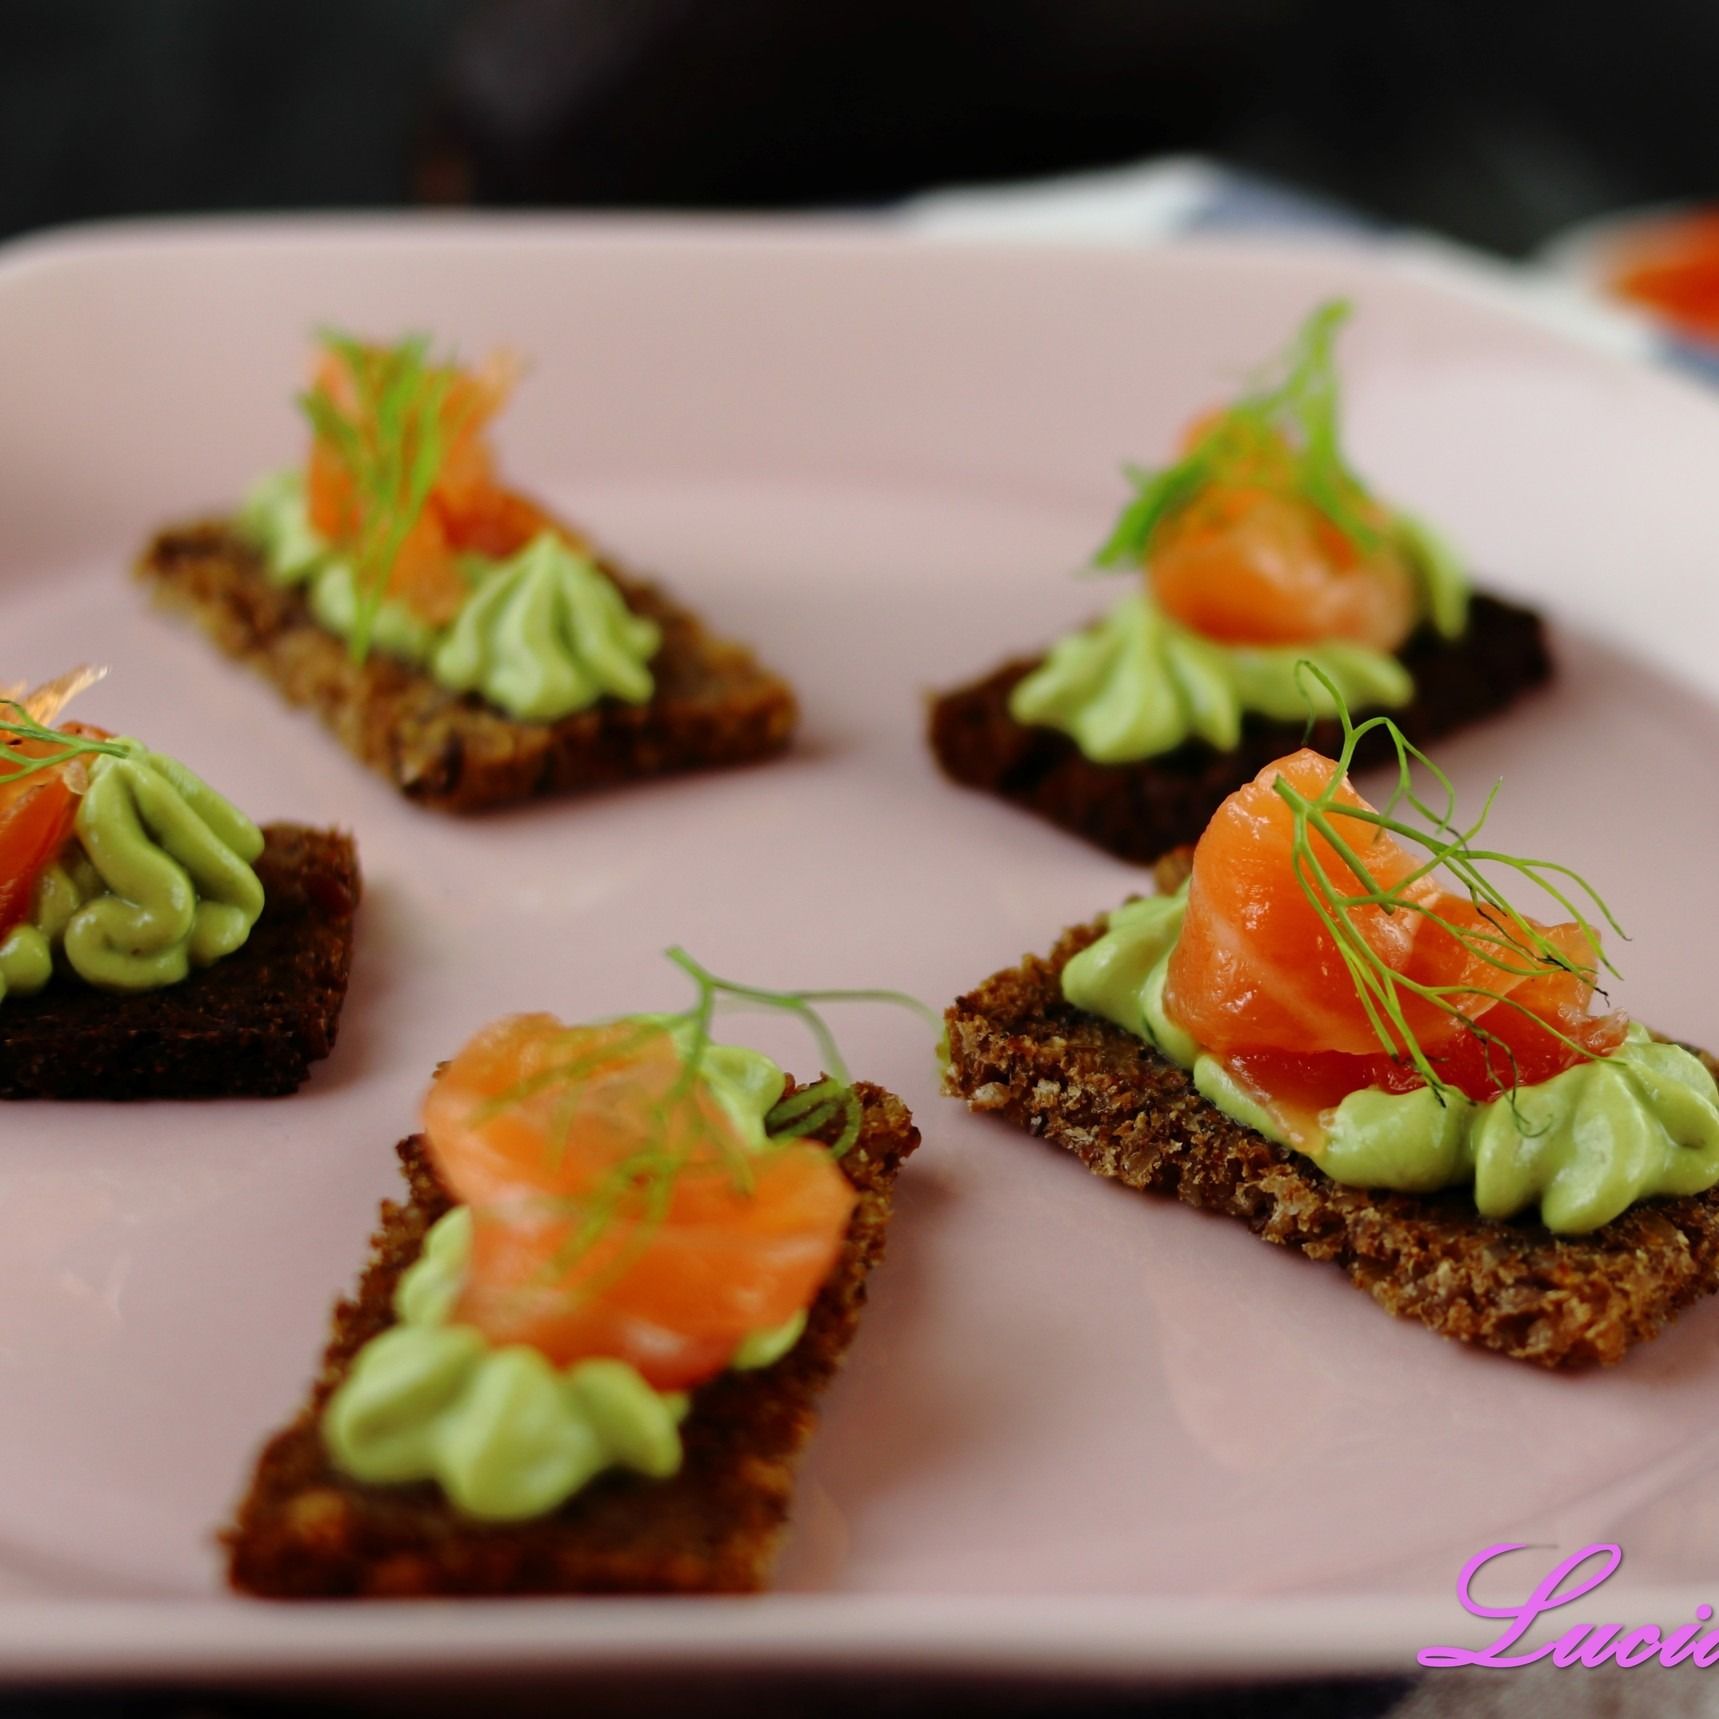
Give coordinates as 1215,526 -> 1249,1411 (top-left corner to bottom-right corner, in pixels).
944,917 -> 1719,1368
928,593 -> 1550,863
225,1080 -> 919,1597
0,824 -> 359,1101
136,522 -> 797,814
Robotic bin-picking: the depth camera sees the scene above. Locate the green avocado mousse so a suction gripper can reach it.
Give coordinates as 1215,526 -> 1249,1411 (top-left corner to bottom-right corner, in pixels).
236,330 -> 660,723
1060,679 -> 1719,1237
1007,300 -> 1472,766
317,952 -> 928,1529
0,670 -> 266,1009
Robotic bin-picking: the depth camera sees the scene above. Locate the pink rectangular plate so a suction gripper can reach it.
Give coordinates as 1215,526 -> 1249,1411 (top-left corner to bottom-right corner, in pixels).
0,217 -> 1716,1684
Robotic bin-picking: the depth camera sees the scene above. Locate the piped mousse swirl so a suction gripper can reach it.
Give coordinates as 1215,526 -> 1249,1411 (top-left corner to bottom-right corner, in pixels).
0,674 -> 265,1006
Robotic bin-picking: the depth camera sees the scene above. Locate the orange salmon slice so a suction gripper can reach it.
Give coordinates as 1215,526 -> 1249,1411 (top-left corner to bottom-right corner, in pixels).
1163,750 -> 1620,1112
304,345 -> 548,626
423,1014 -> 855,1390
1146,418 -> 1417,651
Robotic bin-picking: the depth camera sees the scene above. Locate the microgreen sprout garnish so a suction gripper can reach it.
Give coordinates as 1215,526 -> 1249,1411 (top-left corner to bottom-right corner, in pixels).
1095,298 -> 1385,570
661,947 -> 938,1155
298,330 -> 461,665
1273,663 -> 1624,1113
470,950 -> 936,1300
0,668 -> 128,789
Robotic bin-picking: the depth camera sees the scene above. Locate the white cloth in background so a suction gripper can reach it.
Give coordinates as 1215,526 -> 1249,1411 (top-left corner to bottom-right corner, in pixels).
902,152 -> 1672,376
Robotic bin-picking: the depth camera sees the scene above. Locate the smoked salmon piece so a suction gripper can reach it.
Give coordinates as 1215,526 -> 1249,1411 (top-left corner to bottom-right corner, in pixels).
1163,749 -> 1433,1057
1147,422 -> 1418,652
304,344 -> 545,627
0,708 -> 112,938
422,1013 -> 856,1390
1149,481 -> 1418,651
0,762 -> 75,938
1163,748 -> 1618,1107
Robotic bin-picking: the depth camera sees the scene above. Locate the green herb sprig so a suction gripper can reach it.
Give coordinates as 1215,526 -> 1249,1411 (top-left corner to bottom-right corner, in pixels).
0,699 -> 128,787
1096,298 -> 1383,570
469,950 -> 936,1299
297,330 -> 460,664
1273,664 -> 1624,1111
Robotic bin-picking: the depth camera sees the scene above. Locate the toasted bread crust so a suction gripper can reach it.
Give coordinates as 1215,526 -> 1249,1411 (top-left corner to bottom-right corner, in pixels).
927,593 -> 1550,863
225,1081 -> 919,1597
137,523 -> 797,813
0,823 -> 359,1100
944,918 -> 1719,1368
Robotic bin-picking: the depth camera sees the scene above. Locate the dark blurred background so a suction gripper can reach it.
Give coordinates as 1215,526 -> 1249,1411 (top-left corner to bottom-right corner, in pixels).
2,0 -> 1713,254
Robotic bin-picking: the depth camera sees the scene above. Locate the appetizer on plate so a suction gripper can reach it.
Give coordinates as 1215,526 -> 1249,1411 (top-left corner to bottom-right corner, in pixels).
226,954 -> 921,1596
945,677 -> 1719,1367
0,669 -> 358,1100
138,333 -> 796,812
929,301 -> 1550,863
